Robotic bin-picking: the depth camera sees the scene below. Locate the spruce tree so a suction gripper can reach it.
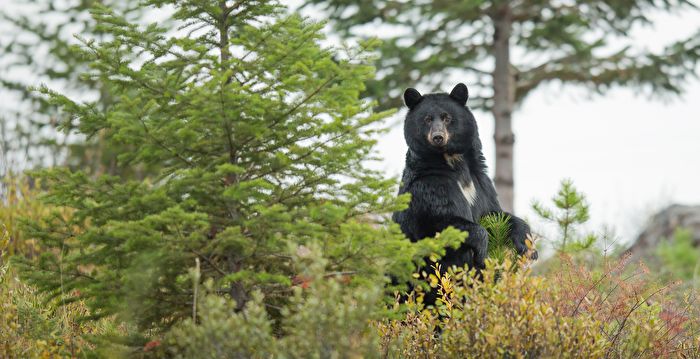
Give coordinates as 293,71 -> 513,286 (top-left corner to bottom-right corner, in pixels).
305,0 -> 700,212
16,0 -> 463,349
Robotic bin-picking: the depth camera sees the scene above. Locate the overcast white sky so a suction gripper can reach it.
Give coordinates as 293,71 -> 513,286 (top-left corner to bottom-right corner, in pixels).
2,1 -> 699,252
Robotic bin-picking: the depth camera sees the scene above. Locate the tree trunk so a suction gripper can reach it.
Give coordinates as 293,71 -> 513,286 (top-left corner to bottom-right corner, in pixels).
491,4 -> 516,213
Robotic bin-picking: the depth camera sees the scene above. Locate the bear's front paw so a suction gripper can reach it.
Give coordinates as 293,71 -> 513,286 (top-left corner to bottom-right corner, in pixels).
468,225 -> 489,269
512,233 -> 538,260
527,248 -> 538,260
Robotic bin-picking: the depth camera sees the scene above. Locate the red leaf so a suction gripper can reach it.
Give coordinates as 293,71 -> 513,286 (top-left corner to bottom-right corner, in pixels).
144,340 -> 161,351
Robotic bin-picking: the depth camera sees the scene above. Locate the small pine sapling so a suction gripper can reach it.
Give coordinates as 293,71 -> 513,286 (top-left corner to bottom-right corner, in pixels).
533,179 -> 597,254
479,212 -> 517,264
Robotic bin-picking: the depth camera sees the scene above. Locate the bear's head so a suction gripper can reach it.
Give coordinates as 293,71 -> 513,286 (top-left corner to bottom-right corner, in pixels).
402,83 -> 478,156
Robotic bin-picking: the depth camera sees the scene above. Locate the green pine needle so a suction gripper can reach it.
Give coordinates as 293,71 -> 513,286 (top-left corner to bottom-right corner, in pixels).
480,213 -> 516,263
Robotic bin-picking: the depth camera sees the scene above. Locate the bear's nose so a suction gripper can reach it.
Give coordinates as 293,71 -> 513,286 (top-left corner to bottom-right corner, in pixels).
432,134 -> 445,145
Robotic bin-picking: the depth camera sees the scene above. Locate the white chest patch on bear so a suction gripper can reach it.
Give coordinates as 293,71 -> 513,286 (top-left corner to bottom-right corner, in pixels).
459,180 -> 477,206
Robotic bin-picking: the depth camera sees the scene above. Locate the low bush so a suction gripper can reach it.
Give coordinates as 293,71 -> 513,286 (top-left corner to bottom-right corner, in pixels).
0,175 -> 53,259
378,256 -> 700,358
1,261 -> 77,357
1,176 -> 120,357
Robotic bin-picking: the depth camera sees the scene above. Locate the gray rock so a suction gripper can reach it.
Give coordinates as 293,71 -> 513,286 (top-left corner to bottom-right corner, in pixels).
625,204 -> 700,258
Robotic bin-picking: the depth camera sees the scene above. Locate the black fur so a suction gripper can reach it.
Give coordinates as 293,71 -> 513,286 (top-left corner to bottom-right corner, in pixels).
393,84 -> 536,294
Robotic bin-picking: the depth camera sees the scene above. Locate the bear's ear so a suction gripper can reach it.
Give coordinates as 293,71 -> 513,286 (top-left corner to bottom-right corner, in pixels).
403,88 -> 423,110
449,83 -> 469,106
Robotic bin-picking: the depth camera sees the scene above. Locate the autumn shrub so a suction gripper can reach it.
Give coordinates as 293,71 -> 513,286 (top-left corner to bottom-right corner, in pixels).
0,175 -> 53,259
377,259 -> 606,358
376,255 -> 700,358
1,229 -> 122,358
0,176 -> 120,357
0,177 -> 65,356
0,262 -> 78,357
549,253 -> 700,358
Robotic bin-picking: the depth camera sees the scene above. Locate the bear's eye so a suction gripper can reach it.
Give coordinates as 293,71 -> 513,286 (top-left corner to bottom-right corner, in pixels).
441,113 -> 452,124
424,116 -> 433,124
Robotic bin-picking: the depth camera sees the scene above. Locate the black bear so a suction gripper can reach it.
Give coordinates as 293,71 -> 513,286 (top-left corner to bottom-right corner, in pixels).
393,83 -> 536,282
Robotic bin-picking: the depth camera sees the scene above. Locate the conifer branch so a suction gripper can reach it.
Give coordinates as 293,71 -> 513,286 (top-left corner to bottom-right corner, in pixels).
136,116 -> 196,167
